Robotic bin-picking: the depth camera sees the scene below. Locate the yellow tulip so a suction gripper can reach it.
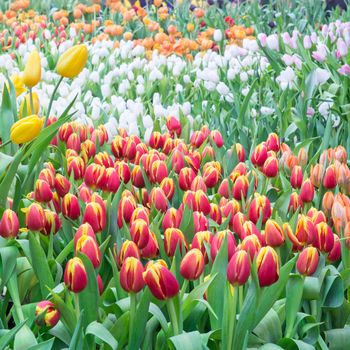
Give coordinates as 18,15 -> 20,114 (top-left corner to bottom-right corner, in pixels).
56,44 -> 88,79
187,23 -> 195,32
19,92 -> 40,118
9,74 -> 26,97
22,50 -> 41,88
10,115 -> 44,144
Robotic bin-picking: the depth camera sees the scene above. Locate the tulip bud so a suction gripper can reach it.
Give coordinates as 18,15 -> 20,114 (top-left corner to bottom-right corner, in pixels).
23,49 -> 41,87
166,116 -> 182,136
35,301 -> 60,327
289,192 -> 303,213
131,165 -> 145,188
66,132 -> 81,152
241,235 -> 261,261
210,130 -> 224,148
39,168 -> 55,189
180,249 -> 205,280
54,174 -> 70,197
264,219 -> 285,247
105,167 -> 121,193
10,115 -> 43,144
210,203 -> 222,224
34,179 -> 53,203
251,143 -> 268,167
117,195 -> 137,227
310,164 -> 323,188
164,228 -> 187,257
193,211 -> 209,233
179,167 -> 196,191
117,240 -> 140,268
256,246 -> 279,287
115,161 -> 131,184
210,230 -> 236,262
0,209 -> 19,238
241,221 -> 263,243
314,222 -> 334,253
130,207 -> 150,225
42,210 -> 61,236
64,257 -> 88,293
141,230 -> 160,259
296,247 -> 319,276
298,148 -> 308,168
190,130 -> 206,148
248,194 -> 272,224
227,250 -> 250,285
299,179 -> 314,203
290,166 -> 303,189
23,203 -> 46,231
67,156 -> 85,180
130,219 -> 150,249
75,235 -> 101,269
160,177 -> 175,200
323,165 -> 337,189
203,165 -> 220,188
84,164 -> 107,190
149,131 -> 165,149
283,223 -> 303,251
232,175 -> 249,200
266,133 -> 280,152
120,257 -> 145,293
149,187 -> 168,212
262,156 -> 279,178
162,208 -> 181,231
143,260 -> 179,300
149,160 -> 168,184
57,44 -> 88,78
62,193 -> 81,220
82,202 -> 106,232
295,215 -> 315,245
74,223 -> 95,247
328,234 -> 341,262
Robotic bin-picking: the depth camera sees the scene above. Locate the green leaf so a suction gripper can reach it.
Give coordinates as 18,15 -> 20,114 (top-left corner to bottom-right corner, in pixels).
168,331 -> 205,350
28,232 -> 55,298
13,325 -> 37,350
0,245 -> 18,288
27,339 -> 55,350
237,78 -> 258,128
86,321 -> 118,350
68,310 -> 85,350
324,327 -> 350,350
51,291 -> 77,334
0,320 -> 26,350
253,308 -> 282,343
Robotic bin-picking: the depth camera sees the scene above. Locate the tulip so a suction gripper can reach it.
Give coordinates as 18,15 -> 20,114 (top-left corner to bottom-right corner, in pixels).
130,219 -> 150,249
283,223 -> 303,251
296,247 -> 319,276
131,165 -> 145,188
227,250 -> 250,285
116,161 -> 131,184
210,203 -> 222,224
166,116 -> 182,136
314,222 -> 334,253
288,192 -> 302,212
75,235 -> 101,269
299,179 -> 315,203
251,143 -> 268,166
35,301 -> 60,327
57,44 -> 88,78
248,194 -> 272,224
210,230 -> 236,262
23,49 -> 41,87
23,203 -> 46,231
39,168 -> 55,189
74,223 -> 96,247
141,230 -> 160,259
164,228 -> 187,257
10,74 -> 26,97
10,115 -> 43,144
179,167 -> 196,191
328,234 -> 341,262
42,210 -> 61,236
59,123 -> 73,142
117,195 -> 137,227
190,130 -> 206,148
232,175 -> 249,200
149,187 -> 168,212
162,208 -> 181,231
193,211 -> 209,233
62,193 -> 81,220
256,247 -> 280,287
203,165 -> 220,188
160,177 -> 175,200
64,257 -> 88,293
149,160 -> 168,184
0,209 -> 19,238
149,131 -> 166,149
117,240 -> 140,268
266,133 -> 280,152
232,212 -> 247,238
34,179 -> 53,203
323,165 -> 337,189
310,164 -> 323,188
82,202 -> 106,232
84,164 -> 107,190
262,156 -> 279,177
19,92 -> 40,118
290,166 -> 303,189
180,249 -> 205,280
210,130 -> 224,148
120,257 -> 145,293
130,207 -> 150,225
241,221 -> 263,243
295,215 -> 315,245
264,219 -> 285,247
143,260 -> 179,300
241,235 -> 261,261
67,156 -> 86,180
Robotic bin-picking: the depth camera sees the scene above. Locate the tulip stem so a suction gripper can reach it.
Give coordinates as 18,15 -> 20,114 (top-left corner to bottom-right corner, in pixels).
180,279 -> 189,300
0,139 -> 11,149
167,297 -> 179,336
29,88 -> 34,115
45,76 -> 64,126
226,285 -> 238,350
129,292 -> 137,347
74,293 -> 80,319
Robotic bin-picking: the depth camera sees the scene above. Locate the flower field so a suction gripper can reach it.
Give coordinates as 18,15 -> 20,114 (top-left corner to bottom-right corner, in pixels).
1,0 -> 350,349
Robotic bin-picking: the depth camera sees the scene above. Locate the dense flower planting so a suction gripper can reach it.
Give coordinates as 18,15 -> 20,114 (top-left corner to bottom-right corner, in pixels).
1,1 -> 350,349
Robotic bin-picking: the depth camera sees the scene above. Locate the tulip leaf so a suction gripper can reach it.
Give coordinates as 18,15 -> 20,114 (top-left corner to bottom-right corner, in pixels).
108,311 -> 129,348
68,309 -> 85,350
182,274 -> 217,320
0,245 -> 18,288
253,308 -> 282,343
278,338 -> 316,350
26,339 -> 55,350
85,321 -> 118,350
168,331 -> 205,350
237,78 -> 258,129
13,325 -> 37,350
324,327 -> 350,350
0,320 -> 26,350
77,253 -> 99,328
0,83 -> 15,154
285,274 -> 304,338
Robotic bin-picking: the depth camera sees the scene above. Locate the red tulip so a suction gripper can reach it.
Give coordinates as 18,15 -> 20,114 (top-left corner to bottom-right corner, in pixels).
35,301 -> 60,327
120,257 -> 145,293
248,194 -> 272,224
164,228 -> 187,257
75,235 -> 101,269
290,166 -> 303,189
299,179 -> 314,203
82,202 -> 106,232
180,249 -> 205,280
314,222 -> 334,253
64,257 -> 88,293
130,219 -> 150,249
24,203 -> 46,231
227,250 -> 250,285
296,247 -> 319,276
54,173 -> 70,197
0,209 -> 19,238
256,247 -> 279,287
264,219 -> 285,247
62,193 -> 81,220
